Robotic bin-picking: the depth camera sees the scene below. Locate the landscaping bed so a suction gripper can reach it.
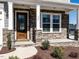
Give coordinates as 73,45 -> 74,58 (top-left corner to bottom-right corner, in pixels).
27,46 -> 79,59
0,47 -> 16,54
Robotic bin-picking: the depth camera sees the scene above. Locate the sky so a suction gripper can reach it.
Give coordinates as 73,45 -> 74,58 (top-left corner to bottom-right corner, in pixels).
69,0 -> 79,24
71,0 -> 79,3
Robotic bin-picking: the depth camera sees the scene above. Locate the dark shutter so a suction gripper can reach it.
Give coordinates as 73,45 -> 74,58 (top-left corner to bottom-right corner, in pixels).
62,14 -> 69,38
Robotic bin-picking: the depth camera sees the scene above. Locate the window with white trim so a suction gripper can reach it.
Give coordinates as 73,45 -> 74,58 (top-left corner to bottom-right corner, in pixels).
41,13 -> 61,33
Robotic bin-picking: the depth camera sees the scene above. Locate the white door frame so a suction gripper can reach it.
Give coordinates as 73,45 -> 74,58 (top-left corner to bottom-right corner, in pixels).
15,10 -> 29,40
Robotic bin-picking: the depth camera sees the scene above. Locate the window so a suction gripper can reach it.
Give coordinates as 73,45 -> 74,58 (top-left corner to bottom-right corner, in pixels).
42,14 -> 50,32
52,15 -> 60,32
41,13 -> 61,33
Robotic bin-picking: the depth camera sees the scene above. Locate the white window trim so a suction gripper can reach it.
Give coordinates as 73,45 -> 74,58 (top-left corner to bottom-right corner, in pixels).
41,12 -> 62,33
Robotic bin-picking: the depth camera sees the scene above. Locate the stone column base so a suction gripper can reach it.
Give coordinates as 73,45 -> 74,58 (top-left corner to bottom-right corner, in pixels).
36,30 -> 42,42
3,29 -> 15,48
74,29 -> 79,41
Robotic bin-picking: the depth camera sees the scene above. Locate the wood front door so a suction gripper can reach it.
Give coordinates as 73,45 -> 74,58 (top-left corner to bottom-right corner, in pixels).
16,12 -> 27,40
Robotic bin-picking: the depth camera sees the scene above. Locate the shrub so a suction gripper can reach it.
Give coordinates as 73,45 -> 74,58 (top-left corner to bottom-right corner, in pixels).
9,56 -> 19,59
41,40 -> 49,50
51,47 -> 64,59
7,32 -> 12,50
69,52 -> 78,58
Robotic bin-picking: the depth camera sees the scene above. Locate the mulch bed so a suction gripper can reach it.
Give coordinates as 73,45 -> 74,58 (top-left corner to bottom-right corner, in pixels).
27,46 -> 79,59
0,47 -> 16,54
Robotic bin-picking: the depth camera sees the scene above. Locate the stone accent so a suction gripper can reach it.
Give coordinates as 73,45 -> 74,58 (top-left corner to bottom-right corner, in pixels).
36,28 -> 67,42
43,29 -> 67,39
36,30 -> 42,42
75,29 -> 79,40
3,29 -> 15,48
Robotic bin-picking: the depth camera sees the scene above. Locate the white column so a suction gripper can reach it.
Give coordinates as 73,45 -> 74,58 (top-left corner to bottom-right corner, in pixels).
76,9 -> 79,40
36,5 -> 41,30
76,9 -> 79,30
65,11 -> 69,39
0,9 -> 4,48
0,8 -> 5,49
8,2 -> 13,30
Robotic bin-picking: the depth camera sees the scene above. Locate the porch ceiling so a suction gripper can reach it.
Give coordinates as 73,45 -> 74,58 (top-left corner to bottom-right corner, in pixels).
40,1 -> 79,10
14,4 -> 71,12
1,0 -> 79,11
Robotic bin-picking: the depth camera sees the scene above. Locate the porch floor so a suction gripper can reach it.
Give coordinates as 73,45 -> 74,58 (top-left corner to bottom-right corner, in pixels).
48,39 -> 78,47
48,39 -> 76,44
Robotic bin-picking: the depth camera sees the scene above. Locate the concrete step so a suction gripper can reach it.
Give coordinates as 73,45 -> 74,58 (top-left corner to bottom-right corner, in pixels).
15,41 -> 36,47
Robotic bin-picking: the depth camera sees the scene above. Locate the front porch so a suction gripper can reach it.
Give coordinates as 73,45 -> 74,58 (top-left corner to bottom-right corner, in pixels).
0,0 -> 79,48
12,4 -> 68,42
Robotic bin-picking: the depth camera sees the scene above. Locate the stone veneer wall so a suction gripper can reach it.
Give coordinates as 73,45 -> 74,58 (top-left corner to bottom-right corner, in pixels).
35,10 -> 69,42
75,29 -> 79,40
3,29 -> 15,47
36,29 -> 67,42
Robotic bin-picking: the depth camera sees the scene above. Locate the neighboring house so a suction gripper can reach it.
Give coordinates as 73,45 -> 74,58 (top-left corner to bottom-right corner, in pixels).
0,0 -> 79,48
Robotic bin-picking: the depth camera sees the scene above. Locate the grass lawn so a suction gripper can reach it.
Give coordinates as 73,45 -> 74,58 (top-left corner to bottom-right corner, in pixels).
27,46 -> 79,59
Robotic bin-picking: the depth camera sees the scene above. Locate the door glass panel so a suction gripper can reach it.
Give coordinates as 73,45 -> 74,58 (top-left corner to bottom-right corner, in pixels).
18,15 -> 25,30
17,13 -> 27,32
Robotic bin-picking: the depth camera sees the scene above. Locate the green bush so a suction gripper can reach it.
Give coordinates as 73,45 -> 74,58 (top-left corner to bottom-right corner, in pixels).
9,56 -> 19,59
52,47 -> 64,59
42,40 -> 49,50
7,32 -> 12,50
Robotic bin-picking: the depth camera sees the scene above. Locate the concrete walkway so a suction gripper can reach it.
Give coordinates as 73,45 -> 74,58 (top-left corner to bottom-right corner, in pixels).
0,46 -> 37,59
